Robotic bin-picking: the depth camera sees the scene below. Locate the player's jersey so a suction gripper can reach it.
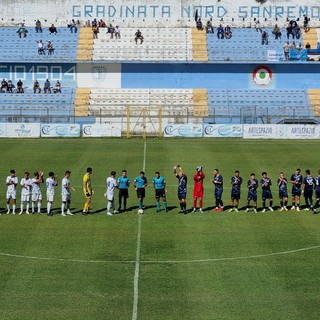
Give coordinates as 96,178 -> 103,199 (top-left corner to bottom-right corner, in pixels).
231,176 -> 242,194
277,178 -> 288,193
177,175 -> 187,192
20,178 -> 31,195
46,177 -> 57,195
118,176 -> 130,189
134,176 -> 147,189
316,175 -> 320,191
303,175 -> 315,192
106,177 -> 117,199
153,176 -> 166,190
62,177 -> 70,195
6,175 -> 18,193
83,173 -> 92,194
213,174 -> 223,190
31,178 -> 41,194
261,178 -> 272,191
291,173 -> 303,191
193,172 -> 205,191
247,179 -> 258,194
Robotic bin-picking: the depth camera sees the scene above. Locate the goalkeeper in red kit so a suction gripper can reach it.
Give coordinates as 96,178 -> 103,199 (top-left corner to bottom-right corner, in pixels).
193,166 -> 205,212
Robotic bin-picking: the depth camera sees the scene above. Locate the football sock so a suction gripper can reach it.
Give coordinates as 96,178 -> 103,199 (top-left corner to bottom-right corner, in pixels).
305,198 -> 309,207
284,200 -> 288,207
163,201 -> 167,210
220,200 -> 224,207
47,202 -> 51,214
215,199 -> 219,207
32,202 -> 35,212
61,203 -> 65,213
67,202 -> 70,210
138,200 -> 142,209
292,201 -> 296,207
156,201 -> 160,210
180,203 -> 183,210
123,198 -> 127,210
6,204 -> 9,210
83,203 -> 88,212
270,200 -> 273,207
20,203 -> 24,212
26,203 -> 29,212
193,199 -> 197,208
107,201 -> 111,212
296,203 -> 300,208
12,205 -> 16,213
262,200 -> 266,208
183,203 -> 187,211
199,199 -> 203,208
37,202 -> 41,213
280,200 -> 284,207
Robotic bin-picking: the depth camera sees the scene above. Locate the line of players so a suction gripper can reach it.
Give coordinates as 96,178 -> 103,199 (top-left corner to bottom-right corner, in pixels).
1,170 -> 72,216
3,166 -> 320,216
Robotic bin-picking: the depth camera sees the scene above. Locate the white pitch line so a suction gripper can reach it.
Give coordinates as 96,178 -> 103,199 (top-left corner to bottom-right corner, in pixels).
0,244 -> 319,264
132,141 -> 146,320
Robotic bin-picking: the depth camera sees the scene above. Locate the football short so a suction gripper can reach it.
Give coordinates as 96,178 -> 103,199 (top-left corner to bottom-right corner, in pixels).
32,192 -> 42,202
21,193 -> 30,202
215,188 -> 223,199
247,192 -> 257,202
6,190 -> 17,200
292,188 -> 302,197
178,190 -> 187,200
84,190 -> 92,199
155,188 -> 166,198
262,190 -> 273,200
279,190 -> 288,199
193,188 -> 204,198
304,190 -> 313,198
231,190 -> 241,200
106,191 -> 114,201
62,193 -> 71,202
136,188 -> 145,199
119,188 -> 129,198
47,191 -> 55,202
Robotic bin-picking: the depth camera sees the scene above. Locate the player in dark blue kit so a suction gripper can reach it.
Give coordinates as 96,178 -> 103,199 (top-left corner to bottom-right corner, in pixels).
173,164 -> 187,213
152,171 -> 167,212
290,168 -> 303,211
277,172 -> 288,211
261,172 -> 274,212
117,169 -> 130,212
229,170 -> 242,212
302,169 -> 316,213
314,169 -> 320,213
133,171 -> 148,210
212,169 -> 223,212
246,173 -> 258,213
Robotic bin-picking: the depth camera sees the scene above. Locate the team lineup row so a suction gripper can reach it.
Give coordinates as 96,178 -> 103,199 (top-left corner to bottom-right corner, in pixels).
2,166 -> 320,217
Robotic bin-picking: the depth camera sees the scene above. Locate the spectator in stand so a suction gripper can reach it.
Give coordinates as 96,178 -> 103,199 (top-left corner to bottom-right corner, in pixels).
290,19 -> 298,29
114,26 -> 121,39
283,41 -> 290,61
54,81 -> 61,93
1,79 -> 8,93
43,79 -> 51,93
272,24 -> 282,39
297,43 -> 303,50
291,41 -> 297,50
98,19 -> 106,28
17,24 -> 28,38
286,23 -> 294,39
303,15 -> 309,30
224,25 -> 232,39
108,24 -> 115,39
135,29 -> 144,44
7,80 -> 14,93
49,24 -> 58,35
255,20 -> 262,33
196,18 -> 203,31
261,30 -> 268,45
217,24 -> 224,39
17,79 -> 24,93
35,19 -> 42,33
305,42 -> 311,49
293,25 -> 301,39
91,18 -> 98,28
33,80 -> 41,93
206,18 -> 214,34
92,24 -> 99,39
37,40 -> 45,55
70,19 -> 77,33
47,41 -> 54,55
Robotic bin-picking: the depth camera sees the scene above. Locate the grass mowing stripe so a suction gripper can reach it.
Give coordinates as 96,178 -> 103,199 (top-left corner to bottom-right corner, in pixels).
132,141 -> 146,320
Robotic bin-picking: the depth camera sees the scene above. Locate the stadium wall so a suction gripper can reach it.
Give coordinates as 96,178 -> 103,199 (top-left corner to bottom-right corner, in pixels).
3,62 -> 320,90
2,0 -> 320,27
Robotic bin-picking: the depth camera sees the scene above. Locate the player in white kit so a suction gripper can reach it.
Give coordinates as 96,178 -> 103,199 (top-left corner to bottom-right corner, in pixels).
31,171 -> 44,214
6,169 -> 18,214
20,171 -> 31,215
46,172 -> 58,216
105,171 -> 119,216
61,170 -> 73,216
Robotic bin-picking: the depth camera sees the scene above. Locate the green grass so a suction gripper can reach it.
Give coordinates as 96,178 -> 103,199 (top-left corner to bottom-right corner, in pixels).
0,138 -> 320,320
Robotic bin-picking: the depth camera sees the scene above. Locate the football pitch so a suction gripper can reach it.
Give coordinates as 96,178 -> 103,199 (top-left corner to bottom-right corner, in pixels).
0,138 -> 319,320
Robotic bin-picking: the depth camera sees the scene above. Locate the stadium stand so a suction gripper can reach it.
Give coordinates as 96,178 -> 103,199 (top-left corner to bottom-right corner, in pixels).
77,28 -> 93,60
308,89 -> 320,116
0,27 -> 79,62
92,27 -> 193,61
192,29 -> 208,61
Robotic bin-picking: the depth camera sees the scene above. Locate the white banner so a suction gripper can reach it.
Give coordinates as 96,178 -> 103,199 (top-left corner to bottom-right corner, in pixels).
284,125 -> 320,139
243,124 -> 278,139
203,124 -> 242,138
41,124 -> 80,137
82,123 -> 122,137
163,124 -> 203,137
5,123 -> 41,138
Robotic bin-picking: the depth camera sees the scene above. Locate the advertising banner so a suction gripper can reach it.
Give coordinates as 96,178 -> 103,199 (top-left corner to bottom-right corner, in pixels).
284,125 -> 320,139
163,124 -> 203,137
5,123 -> 41,138
41,124 -> 80,137
203,124 -> 242,138
82,123 -> 122,137
243,124 -> 278,139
